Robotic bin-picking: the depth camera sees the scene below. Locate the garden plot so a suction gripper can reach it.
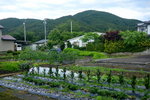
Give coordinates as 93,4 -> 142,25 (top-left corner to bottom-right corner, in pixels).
0,66 -> 149,100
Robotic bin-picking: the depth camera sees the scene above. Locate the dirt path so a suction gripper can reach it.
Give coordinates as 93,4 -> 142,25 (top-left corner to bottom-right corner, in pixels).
78,54 -> 150,72
0,86 -> 55,100
0,72 -> 22,78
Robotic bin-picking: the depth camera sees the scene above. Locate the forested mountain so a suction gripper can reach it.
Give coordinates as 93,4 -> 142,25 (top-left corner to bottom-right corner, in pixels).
0,10 -> 141,42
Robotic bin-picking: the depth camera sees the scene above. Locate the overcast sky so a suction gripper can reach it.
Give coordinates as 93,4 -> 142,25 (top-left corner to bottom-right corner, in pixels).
0,0 -> 149,21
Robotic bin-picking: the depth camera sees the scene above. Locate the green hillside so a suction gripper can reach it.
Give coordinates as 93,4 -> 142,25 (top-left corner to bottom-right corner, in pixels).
0,10 -> 141,42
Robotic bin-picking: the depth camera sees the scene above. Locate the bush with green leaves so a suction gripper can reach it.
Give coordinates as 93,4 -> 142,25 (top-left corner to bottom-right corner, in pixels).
43,69 -> 46,77
63,48 -> 107,59
104,40 -> 125,54
86,42 -> 104,52
66,84 -> 79,91
48,82 -> 60,87
119,72 -> 124,85
144,74 -> 150,89
89,86 -> 127,99
131,75 -> 136,93
97,69 -> 101,83
0,61 -> 21,73
120,31 -> 147,46
63,67 -> 67,81
19,62 -> 32,71
87,70 -> 91,82
66,41 -> 72,48
78,70 -> 83,81
48,67 -> 53,77
55,66 -> 59,78
71,71 -> 74,82
19,49 -> 49,60
107,70 -> 112,85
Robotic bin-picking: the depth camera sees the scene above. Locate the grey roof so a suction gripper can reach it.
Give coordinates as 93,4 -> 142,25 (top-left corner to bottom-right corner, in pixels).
1,35 -> 16,41
144,21 -> 150,24
0,25 -> 4,29
35,39 -> 48,44
137,21 -> 150,26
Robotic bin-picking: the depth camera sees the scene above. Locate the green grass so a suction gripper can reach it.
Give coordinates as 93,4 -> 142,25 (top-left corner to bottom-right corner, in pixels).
0,61 -> 22,72
64,66 -> 147,74
0,55 -> 14,59
96,96 -> 114,100
0,87 -> 21,100
63,48 -> 108,59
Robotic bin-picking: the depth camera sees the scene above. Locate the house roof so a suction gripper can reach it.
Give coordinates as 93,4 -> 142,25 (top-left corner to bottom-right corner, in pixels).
67,32 -> 104,41
138,21 -> 150,26
144,21 -> 150,24
67,35 -> 83,41
35,39 -> 48,44
0,25 -> 4,29
1,35 -> 16,41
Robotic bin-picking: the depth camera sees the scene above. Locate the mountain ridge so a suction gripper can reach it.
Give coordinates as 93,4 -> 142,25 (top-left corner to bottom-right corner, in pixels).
0,10 -> 141,42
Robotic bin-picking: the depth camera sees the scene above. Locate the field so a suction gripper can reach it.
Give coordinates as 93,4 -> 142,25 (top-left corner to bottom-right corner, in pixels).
0,51 -> 149,100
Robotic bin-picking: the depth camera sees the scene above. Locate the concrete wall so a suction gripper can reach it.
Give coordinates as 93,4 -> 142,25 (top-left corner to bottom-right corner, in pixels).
0,29 -> 15,52
0,40 -> 15,52
147,25 -> 150,35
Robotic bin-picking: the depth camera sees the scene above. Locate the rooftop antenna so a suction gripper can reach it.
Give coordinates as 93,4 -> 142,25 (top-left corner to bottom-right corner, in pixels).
23,19 -> 27,43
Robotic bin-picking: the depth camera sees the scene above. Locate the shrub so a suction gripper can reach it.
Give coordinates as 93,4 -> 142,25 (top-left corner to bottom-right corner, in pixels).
104,31 -> 121,41
66,41 -> 72,48
93,52 -> 107,59
104,40 -> 125,54
66,84 -> 79,91
71,71 -> 74,82
119,72 -> 124,85
107,70 -> 112,85
64,48 -> 107,59
97,90 -> 127,99
97,69 -> 101,83
0,61 -> 21,72
86,42 -> 104,52
48,82 -> 60,87
48,67 -> 53,77
60,42 -> 65,51
19,62 -> 32,71
87,70 -> 91,82
89,87 -> 99,94
86,43 -> 95,51
19,49 -> 49,60
78,70 -> 83,81
131,75 -> 136,93
144,74 -> 150,89
7,50 -> 13,54
63,48 -> 80,55
63,67 -> 66,81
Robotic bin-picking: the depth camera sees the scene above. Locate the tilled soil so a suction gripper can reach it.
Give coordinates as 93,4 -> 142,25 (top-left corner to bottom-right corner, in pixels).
77,54 -> 150,72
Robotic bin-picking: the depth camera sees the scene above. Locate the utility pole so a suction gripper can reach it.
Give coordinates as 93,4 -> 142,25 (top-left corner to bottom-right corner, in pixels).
71,21 -> 72,33
23,19 -> 26,43
43,19 -> 47,45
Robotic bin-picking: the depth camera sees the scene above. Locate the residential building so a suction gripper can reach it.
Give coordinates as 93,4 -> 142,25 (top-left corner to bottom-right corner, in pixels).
66,32 -> 104,48
137,21 -> 150,34
29,39 -> 48,50
0,25 -> 16,52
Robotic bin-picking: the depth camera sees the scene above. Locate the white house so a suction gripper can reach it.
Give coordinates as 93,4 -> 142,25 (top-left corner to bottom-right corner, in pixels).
137,21 -> 150,35
29,39 -> 48,50
66,32 -> 104,47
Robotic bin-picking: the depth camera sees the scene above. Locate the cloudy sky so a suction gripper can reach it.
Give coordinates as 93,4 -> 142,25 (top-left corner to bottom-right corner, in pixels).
0,0 -> 149,21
